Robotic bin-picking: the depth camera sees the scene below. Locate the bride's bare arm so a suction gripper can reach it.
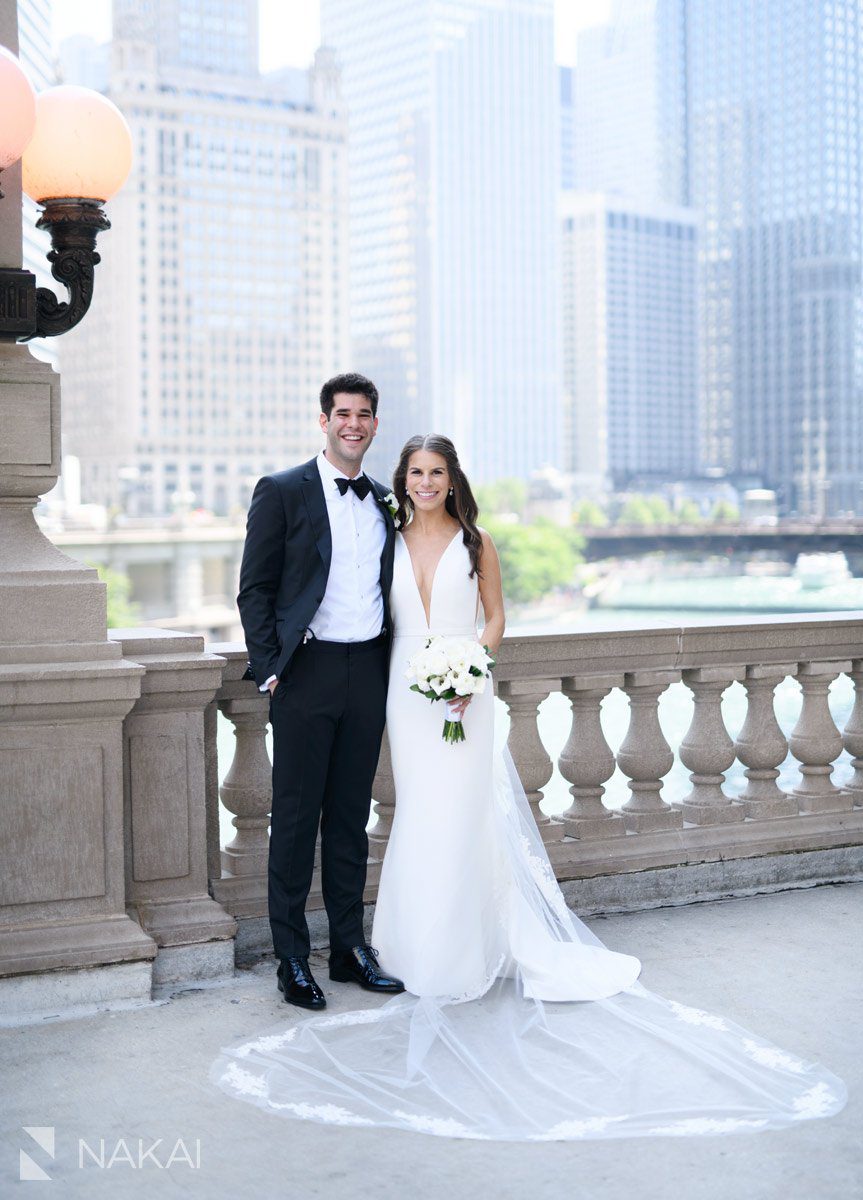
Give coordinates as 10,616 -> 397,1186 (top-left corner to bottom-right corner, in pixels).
477,529 -> 505,655
448,528 -> 505,719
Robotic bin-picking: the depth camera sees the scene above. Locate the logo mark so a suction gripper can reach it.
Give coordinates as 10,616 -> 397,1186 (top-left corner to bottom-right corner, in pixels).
20,1127 -> 55,1181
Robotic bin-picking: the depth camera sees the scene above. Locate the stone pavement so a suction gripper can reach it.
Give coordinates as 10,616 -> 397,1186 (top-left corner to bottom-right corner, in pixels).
1,883 -> 860,1200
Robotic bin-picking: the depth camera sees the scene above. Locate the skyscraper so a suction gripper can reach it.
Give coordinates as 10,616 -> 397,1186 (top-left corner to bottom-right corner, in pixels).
57,7 -> 350,516
687,0 -> 862,515
558,66 -> 575,192
570,0 -> 862,516
562,0 -> 697,487
572,0 -> 687,206
321,0 -> 560,481
561,193 -> 697,492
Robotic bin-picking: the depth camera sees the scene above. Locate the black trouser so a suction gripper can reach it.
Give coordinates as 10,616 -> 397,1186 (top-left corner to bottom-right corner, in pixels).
268,633 -> 388,959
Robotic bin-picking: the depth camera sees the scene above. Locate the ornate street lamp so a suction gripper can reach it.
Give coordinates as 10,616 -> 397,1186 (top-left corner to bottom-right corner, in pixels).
0,44 -> 36,197
0,56 -> 132,342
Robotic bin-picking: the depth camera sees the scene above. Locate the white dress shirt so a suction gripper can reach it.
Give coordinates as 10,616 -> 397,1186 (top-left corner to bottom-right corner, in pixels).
309,449 -> 386,641
261,450 -> 386,691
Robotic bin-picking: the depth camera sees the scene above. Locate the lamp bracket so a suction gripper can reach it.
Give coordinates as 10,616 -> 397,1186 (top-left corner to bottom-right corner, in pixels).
20,197 -> 111,341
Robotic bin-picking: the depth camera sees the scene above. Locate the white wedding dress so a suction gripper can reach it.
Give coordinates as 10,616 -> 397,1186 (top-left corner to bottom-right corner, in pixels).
212,533 -> 846,1140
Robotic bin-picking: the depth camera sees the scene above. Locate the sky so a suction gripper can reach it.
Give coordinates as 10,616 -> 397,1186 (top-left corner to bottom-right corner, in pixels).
50,0 -> 613,70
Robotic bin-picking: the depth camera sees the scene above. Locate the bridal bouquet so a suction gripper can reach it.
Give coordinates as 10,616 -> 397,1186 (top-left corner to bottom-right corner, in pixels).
405,635 -> 495,744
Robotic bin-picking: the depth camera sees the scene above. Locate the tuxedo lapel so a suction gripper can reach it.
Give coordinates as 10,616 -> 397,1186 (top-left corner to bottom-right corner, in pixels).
370,480 -> 396,598
301,458 -> 332,571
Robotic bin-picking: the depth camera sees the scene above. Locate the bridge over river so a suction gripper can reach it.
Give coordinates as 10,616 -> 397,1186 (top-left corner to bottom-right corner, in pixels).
581,520 -> 863,570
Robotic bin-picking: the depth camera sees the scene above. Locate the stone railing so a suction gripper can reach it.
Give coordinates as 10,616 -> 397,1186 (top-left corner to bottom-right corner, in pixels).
6,613 -> 862,1019
206,614 -> 863,948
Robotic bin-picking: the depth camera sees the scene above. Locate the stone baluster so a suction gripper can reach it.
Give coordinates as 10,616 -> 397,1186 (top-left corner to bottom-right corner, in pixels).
203,698 -> 222,884
110,630 -> 237,985
735,664 -> 799,818
498,680 -> 560,843
789,661 -> 853,813
558,674 -> 625,840
369,727 -> 396,860
678,667 -> 746,824
843,660 -> 863,808
218,694 -> 273,880
618,670 -> 682,832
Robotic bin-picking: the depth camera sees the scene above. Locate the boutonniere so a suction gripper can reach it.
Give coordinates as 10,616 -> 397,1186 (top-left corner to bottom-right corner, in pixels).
379,491 -> 401,528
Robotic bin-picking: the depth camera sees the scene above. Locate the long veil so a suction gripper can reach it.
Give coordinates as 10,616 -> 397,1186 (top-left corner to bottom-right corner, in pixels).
211,734 -> 846,1140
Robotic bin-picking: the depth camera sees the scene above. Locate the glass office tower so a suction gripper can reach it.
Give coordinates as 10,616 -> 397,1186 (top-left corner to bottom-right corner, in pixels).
688,0 -> 862,514
321,0 -> 559,481
561,193 -> 697,492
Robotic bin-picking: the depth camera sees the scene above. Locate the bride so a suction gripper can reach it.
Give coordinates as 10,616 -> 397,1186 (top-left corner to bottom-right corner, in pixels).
213,435 -> 846,1141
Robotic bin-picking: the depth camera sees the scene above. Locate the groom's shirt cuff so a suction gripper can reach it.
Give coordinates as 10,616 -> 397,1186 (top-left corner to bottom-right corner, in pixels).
260,674 -> 277,693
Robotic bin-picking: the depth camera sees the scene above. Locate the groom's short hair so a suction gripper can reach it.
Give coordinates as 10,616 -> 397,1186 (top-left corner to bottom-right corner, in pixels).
320,373 -> 379,418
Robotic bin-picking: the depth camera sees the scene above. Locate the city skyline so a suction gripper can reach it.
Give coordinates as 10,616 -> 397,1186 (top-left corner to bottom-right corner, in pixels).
48,0 -> 613,71
19,0 -> 863,519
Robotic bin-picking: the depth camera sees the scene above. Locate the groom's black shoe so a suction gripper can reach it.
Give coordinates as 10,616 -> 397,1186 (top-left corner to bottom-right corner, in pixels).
329,945 -> 405,994
277,956 -> 326,1010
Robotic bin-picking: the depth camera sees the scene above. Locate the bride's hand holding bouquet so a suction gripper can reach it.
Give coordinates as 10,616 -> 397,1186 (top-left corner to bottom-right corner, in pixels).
405,635 -> 495,744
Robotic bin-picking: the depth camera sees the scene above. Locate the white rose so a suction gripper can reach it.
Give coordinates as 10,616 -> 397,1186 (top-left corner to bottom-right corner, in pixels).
452,671 -> 474,695
429,652 -> 449,677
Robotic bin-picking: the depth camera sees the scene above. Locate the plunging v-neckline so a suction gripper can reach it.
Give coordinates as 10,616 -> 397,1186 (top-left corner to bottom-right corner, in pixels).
401,529 -> 461,629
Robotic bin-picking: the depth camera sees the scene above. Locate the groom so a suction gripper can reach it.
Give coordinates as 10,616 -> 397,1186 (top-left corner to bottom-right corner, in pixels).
237,373 -> 404,1009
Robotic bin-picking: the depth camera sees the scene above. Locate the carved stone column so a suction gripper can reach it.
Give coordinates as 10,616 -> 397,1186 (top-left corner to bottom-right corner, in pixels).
369,727 -> 396,860
842,660 -> 863,809
207,649 -> 272,921
736,664 -> 799,818
618,670 -> 682,832
789,661 -> 853,814
679,667 -> 746,825
110,630 -> 237,985
559,673 -> 625,840
498,680 -> 560,843
0,9 -> 157,1011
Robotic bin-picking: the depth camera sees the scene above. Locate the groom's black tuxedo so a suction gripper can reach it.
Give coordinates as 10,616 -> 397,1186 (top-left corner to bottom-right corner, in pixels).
238,457 -> 395,688
237,455 -> 396,959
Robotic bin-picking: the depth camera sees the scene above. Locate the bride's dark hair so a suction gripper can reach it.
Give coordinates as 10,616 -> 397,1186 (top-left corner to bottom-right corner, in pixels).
393,434 -> 483,578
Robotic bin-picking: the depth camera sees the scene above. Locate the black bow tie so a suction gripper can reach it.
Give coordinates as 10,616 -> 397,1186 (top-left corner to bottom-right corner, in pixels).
335,475 -> 372,500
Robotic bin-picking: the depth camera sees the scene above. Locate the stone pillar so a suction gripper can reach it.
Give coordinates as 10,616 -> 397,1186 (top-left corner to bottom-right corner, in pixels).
842,660 -> 863,809
110,630 -> 237,985
498,680 -> 560,843
369,727 -> 396,860
678,667 -> 746,825
618,670 -> 682,832
207,649 -> 272,921
0,9 -> 157,1011
736,664 -> 799,818
559,673 -> 625,840
789,662 -> 853,814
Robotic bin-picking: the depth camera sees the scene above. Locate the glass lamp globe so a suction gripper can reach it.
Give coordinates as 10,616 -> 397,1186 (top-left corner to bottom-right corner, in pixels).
0,45 -> 37,170
22,85 -> 133,203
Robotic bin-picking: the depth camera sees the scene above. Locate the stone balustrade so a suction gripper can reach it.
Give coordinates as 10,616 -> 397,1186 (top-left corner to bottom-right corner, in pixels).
7,610 -> 861,1019
205,613 -> 863,941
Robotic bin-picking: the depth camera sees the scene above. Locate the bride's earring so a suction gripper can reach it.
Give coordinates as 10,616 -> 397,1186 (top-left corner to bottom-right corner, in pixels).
449,487 -> 454,495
